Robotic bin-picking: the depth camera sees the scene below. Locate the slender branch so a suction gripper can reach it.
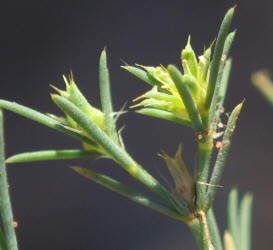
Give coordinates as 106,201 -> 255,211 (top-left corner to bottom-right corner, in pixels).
0,109 -> 18,250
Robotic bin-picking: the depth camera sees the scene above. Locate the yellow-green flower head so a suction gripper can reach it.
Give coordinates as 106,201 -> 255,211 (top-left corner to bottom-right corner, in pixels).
51,72 -> 105,132
123,37 -> 212,128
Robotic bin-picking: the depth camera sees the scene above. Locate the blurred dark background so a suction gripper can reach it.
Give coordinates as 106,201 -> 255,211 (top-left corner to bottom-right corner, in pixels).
0,0 -> 272,249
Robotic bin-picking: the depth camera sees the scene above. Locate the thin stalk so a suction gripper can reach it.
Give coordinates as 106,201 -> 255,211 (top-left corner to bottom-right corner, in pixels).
205,6 -> 235,111
188,218 -> 205,250
205,102 -> 243,209
207,207 -> 223,250
197,133 -> 213,208
0,109 -> 18,250
0,100 -> 98,148
99,49 -> 118,141
188,212 -> 212,250
51,95 -> 171,203
6,149 -> 102,163
72,166 -> 184,220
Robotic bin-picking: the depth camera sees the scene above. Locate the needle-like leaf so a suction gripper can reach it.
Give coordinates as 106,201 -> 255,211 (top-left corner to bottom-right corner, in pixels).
136,108 -> 192,127
0,100 -> 98,147
205,6 -> 235,111
72,166 -> 183,220
227,188 -> 239,249
6,149 -> 102,163
167,64 -> 203,133
99,49 -> 117,140
208,31 -> 236,126
207,207 -> 223,250
239,193 -> 253,250
205,101 -> 243,209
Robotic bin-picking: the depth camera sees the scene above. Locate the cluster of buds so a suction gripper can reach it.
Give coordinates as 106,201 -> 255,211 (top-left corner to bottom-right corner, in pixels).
123,36 -> 212,129
50,73 -> 109,153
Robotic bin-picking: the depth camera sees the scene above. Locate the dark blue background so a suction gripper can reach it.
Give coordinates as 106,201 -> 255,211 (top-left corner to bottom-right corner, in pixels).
1,1 -> 272,249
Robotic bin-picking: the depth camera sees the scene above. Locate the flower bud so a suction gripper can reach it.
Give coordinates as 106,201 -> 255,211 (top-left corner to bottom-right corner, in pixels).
181,36 -> 198,77
51,73 -> 105,131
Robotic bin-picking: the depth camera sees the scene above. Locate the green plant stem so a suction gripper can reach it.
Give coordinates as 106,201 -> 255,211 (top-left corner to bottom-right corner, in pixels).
197,133 -> 213,208
188,218 -> 205,249
188,213 -> 212,250
6,149 -> 102,163
0,110 -> 18,250
51,95 -> 171,203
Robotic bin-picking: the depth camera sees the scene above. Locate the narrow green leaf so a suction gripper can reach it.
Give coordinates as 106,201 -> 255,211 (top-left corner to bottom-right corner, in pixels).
122,66 -> 162,87
0,110 -> 18,250
205,101 -> 243,208
227,188 -> 239,249
99,49 -> 117,140
217,58 -> 232,111
0,226 -> 8,250
167,64 -> 203,133
6,149 -> 102,164
205,7 -> 235,111
239,193 -> 253,250
207,207 -> 223,250
137,108 -> 192,127
51,94 -> 171,203
209,31 -> 236,126
0,99 -> 98,147
72,166 -> 183,220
